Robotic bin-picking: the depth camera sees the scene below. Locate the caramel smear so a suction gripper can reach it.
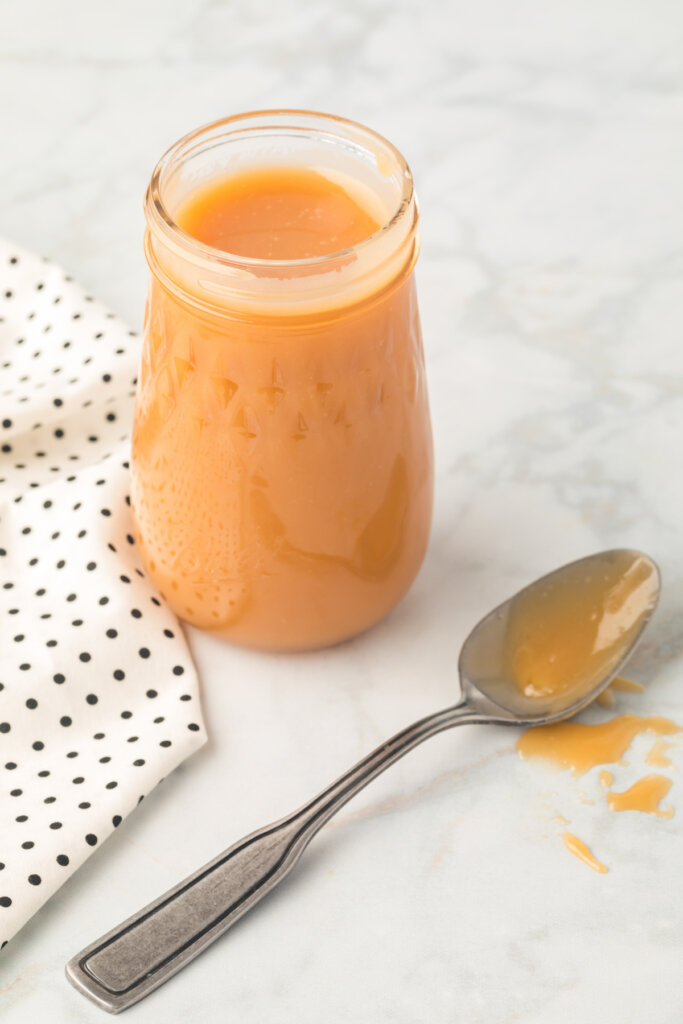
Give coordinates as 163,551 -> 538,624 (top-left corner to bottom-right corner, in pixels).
599,769 -> 614,787
517,714 -> 680,776
606,774 -> 674,819
646,739 -> 674,768
562,832 -> 609,873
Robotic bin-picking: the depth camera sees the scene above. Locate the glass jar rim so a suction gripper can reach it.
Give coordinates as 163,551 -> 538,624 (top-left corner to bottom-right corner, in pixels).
144,109 -> 415,272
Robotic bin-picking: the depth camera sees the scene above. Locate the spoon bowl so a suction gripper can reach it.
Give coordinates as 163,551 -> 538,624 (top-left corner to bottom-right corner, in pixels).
67,547 -> 660,1013
459,548 -> 660,724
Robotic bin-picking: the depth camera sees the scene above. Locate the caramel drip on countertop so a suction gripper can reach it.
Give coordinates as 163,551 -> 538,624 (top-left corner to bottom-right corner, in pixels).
606,774 -> 674,819
562,832 -> 609,873
646,739 -> 674,768
517,714 -> 680,776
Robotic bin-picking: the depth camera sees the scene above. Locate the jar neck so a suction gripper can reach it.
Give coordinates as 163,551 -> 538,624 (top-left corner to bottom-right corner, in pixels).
143,110 -> 419,320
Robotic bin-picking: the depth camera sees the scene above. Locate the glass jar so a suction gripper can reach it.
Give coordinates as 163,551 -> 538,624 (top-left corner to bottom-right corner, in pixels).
131,111 -> 433,651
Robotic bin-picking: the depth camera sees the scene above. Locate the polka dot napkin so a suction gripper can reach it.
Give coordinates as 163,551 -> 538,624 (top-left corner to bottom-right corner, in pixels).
0,238 -> 207,948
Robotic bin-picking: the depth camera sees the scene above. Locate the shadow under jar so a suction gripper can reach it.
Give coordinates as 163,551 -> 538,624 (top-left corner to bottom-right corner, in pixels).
131,110 -> 434,651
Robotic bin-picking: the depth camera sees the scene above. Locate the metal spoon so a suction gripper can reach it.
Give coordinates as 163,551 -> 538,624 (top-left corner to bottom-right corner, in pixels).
66,548 -> 660,1013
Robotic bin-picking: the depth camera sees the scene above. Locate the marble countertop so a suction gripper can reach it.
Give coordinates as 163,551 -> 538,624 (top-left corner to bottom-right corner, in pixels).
2,0 -> 683,1020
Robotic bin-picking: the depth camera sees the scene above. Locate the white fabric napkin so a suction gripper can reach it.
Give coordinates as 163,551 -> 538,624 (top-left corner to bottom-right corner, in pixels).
0,238 -> 207,948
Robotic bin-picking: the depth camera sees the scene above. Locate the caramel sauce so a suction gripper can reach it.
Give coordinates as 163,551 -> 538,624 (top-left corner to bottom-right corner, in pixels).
133,164 -> 433,650
505,553 -> 657,707
516,714 -> 680,776
609,676 -> 646,694
595,690 -> 616,709
175,166 -> 382,260
595,676 -> 644,709
606,774 -> 674,819
646,739 -> 674,768
562,832 -> 609,873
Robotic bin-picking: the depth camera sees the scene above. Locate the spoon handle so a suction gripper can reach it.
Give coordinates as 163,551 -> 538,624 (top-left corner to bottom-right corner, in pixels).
66,700 -> 482,1013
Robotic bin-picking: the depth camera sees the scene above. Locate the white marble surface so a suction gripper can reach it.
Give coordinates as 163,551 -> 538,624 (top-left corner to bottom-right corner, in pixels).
2,0 -> 683,1020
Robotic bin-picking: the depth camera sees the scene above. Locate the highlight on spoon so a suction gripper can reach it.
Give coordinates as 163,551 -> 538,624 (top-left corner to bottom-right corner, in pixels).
459,549 -> 661,720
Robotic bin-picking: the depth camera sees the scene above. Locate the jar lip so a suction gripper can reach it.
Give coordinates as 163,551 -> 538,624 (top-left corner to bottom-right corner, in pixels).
145,109 -> 415,271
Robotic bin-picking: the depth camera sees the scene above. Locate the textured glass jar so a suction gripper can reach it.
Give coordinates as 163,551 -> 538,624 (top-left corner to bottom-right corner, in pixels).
131,111 -> 433,651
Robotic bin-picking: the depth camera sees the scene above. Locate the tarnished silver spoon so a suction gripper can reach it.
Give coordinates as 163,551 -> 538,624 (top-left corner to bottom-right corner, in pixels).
66,548 -> 660,1013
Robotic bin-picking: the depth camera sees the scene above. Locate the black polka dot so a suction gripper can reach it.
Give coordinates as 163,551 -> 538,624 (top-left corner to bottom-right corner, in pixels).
53,673 -> 65,684
60,716 -> 72,727
112,815 -> 122,827
0,897 -> 12,908
28,874 -> 41,886
146,689 -> 157,699
106,629 -> 117,639
85,694 -> 98,705
113,669 -> 125,680
188,723 -> 200,732
139,648 -> 150,659
79,652 -> 91,663
172,665 -> 185,676
56,855 -> 69,866
85,833 -> 97,846
49,821 -> 63,830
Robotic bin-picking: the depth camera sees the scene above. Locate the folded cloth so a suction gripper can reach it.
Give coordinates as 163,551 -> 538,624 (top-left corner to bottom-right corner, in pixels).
0,239 -> 207,948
